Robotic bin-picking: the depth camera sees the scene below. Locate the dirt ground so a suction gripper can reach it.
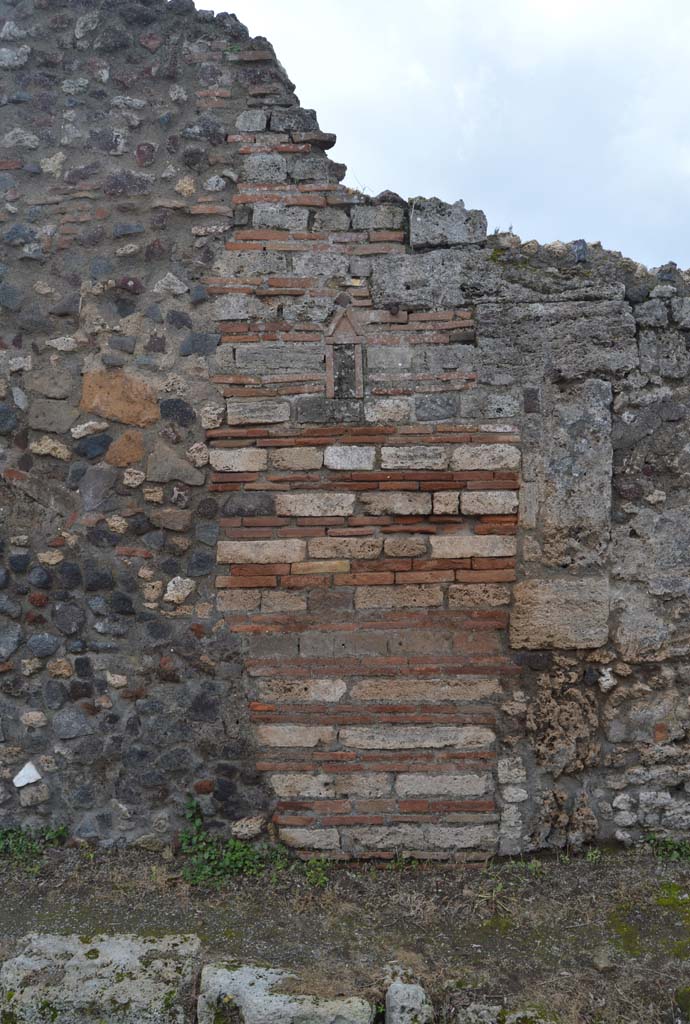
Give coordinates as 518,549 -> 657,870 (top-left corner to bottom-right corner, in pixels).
1,844 -> 689,1023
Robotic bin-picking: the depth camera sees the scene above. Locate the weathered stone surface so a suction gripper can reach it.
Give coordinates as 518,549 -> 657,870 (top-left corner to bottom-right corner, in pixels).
324,445 -> 376,470
218,540 -> 306,564
541,380 -> 612,568
209,447 -> 267,472
0,934 -> 201,1023
410,197 -> 487,249
28,399 -> 79,434
198,965 -> 372,1024
146,444 -> 205,486
510,579 -> 610,649
386,980 -> 434,1024
275,493 -> 355,517
225,400 -> 290,424
81,371 -> 159,426
430,535 -> 516,559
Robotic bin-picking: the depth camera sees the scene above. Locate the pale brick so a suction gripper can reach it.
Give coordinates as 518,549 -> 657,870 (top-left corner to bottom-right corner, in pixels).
256,678 -> 347,702
364,397 -> 413,423
217,539 -> 306,564
383,535 -> 428,557
349,824 -> 497,851
324,445 -> 376,470
308,536 -> 383,559
271,774 -> 334,798
271,773 -> 391,799
256,725 -> 334,747
430,534 -> 516,559
360,492 -> 432,516
275,493 -> 355,517
279,827 -> 341,850
351,677 -> 500,702
450,443 -> 520,470
381,445 -> 449,470
271,446 -> 323,470
226,399 -> 290,424
449,584 -> 511,607
261,591 -> 307,612
339,725 -> 495,750
209,447 -> 267,472
216,590 -> 261,613
292,559 -> 349,574
355,585 -> 443,610
335,773 -> 392,797
395,773 -> 493,797
461,490 -> 518,515
433,491 -> 460,515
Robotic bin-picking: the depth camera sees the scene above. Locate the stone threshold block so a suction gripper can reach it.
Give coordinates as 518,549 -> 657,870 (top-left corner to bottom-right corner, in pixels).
0,933 -> 201,1024
198,964 -> 373,1024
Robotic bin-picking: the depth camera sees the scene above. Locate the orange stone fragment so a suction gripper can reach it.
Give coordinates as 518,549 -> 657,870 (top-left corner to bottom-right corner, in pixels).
81,370 -> 159,426
106,429 -> 145,466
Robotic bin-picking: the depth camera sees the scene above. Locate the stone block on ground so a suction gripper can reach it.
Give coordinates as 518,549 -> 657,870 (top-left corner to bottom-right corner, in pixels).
386,980 -> 434,1024
197,964 -> 373,1024
0,933 -> 201,1023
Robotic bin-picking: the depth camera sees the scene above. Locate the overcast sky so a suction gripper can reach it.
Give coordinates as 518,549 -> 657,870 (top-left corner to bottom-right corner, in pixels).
208,1 -> 690,270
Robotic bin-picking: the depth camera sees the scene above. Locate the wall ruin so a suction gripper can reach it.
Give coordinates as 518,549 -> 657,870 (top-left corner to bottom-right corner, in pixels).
1,0 -> 689,858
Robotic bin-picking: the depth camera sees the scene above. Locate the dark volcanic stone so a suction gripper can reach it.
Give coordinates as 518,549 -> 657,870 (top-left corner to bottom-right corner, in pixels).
160,398 -> 195,426
26,632 -> 60,658
53,602 -> 86,635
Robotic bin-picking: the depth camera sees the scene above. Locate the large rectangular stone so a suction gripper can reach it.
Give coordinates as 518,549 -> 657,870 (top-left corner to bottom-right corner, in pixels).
461,490 -> 518,515
339,725 -> 495,750
226,399 -> 290,424
448,584 -> 511,607
324,445 -> 376,470
209,447 -> 267,472
271,773 -> 391,799
256,724 -> 334,747
217,539 -> 306,564
0,935 -> 201,1024
430,534 -> 516,559
450,444 -> 520,470
350,677 -> 500,702
275,493 -> 355,517
354,585 -> 443,609
510,578 -> 609,649
256,678 -> 347,702
381,445 -> 449,470
308,536 -> 383,559
395,773 -> 493,797
348,824 -> 497,851
360,492 -> 432,516
279,827 -> 341,850
541,379 -> 612,567
271,446 -> 323,470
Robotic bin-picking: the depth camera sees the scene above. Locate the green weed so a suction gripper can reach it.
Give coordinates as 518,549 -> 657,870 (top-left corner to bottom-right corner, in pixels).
0,825 -> 67,873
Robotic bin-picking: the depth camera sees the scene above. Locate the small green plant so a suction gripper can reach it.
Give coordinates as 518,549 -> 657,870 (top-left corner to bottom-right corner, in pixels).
646,832 -> 690,862
585,847 -> 602,864
179,800 -> 264,885
303,856 -> 330,888
0,824 -> 67,873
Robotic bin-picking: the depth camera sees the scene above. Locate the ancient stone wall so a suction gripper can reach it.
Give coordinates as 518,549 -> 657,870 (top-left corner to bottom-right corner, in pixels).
1,0 -> 689,857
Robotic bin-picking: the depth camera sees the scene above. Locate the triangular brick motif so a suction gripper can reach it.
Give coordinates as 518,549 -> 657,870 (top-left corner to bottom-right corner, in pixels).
326,307 -> 362,342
